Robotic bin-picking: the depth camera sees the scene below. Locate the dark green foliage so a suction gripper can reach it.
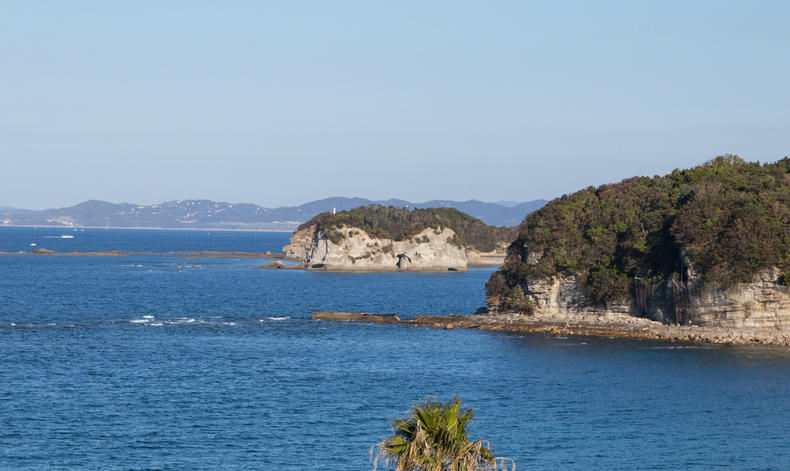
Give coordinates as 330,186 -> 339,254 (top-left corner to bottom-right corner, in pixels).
485,272 -> 535,313
489,156 -> 790,308
325,230 -> 344,245
298,206 -> 516,252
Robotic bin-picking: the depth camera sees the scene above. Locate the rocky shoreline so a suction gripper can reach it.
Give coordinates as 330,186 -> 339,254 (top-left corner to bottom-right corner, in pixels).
315,310 -> 790,346
409,312 -> 790,346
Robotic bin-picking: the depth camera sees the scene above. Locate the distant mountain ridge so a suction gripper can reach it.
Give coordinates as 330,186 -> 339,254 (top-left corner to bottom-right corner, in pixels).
0,206 -> 36,215
0,197 -> 547,230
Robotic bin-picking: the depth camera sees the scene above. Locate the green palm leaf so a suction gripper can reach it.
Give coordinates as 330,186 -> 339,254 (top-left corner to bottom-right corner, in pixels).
371,397 -> 514,471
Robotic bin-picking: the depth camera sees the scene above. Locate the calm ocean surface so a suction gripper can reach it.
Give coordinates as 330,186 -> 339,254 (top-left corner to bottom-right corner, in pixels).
1,227 -> 790,470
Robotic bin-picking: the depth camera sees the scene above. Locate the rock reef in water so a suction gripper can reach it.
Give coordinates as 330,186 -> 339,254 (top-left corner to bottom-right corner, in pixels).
311,311 -> 401,324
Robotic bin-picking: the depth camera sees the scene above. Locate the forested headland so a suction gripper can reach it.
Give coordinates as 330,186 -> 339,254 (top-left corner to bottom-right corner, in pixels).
487,156 -> 790,311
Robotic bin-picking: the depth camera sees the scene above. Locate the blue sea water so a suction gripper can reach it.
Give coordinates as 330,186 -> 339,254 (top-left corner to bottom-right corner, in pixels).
1,227 -> 790,470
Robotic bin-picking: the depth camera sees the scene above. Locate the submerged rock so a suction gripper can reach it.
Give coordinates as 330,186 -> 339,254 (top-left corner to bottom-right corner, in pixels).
260,261 -> 302,270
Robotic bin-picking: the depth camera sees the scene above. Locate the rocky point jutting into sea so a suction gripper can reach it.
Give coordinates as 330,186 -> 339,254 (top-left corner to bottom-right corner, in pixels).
279,206 -> 514,271
481,156 -> 790,345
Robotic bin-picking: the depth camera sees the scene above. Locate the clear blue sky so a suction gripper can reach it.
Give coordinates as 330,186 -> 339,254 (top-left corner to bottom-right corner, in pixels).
1,1 -> 788,209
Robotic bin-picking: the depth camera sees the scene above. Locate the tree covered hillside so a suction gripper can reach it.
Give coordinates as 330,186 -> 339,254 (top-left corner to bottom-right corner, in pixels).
487,156 -> 790,310
298,206 -> 517,252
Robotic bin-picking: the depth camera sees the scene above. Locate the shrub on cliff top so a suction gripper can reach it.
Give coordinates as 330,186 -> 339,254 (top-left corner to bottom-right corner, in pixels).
488,156 -> 790,310
298,206 -> 516,252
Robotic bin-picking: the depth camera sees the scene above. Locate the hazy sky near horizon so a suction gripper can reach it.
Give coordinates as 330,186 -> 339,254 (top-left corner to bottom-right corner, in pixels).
2,1 -> 789,209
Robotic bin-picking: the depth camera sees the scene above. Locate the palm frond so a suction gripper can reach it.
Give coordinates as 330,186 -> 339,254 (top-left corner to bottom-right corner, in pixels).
370,396 -> 513,471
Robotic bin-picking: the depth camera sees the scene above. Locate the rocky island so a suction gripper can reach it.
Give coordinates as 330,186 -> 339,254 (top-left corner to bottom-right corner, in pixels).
280,206 -> 515,271
482,156 -> 790,343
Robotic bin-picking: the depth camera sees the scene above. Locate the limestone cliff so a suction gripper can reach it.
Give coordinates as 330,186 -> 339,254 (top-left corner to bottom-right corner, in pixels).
491,242 -> 790,336
283,225 -> 470,271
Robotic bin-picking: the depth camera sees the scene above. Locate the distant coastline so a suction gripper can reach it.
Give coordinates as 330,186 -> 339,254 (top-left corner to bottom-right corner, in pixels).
0,247 -> 285,258
0,224 -> 293,233
0,197 -> 547,230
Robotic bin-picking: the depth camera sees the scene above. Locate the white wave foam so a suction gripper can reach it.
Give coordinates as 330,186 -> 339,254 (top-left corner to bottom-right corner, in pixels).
266,316 -> 289,321
142,315 -> 154,319
130,319 -> 149,324
163,318 -> 197,324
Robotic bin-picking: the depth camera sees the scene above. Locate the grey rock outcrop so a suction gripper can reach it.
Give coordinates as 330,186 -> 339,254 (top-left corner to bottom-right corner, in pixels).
283,225 -> 469,271
516,266 -> 790,332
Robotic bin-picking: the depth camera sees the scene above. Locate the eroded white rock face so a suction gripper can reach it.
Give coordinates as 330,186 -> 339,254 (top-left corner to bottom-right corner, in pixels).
519,268 -> 790,331
283,225 -> 468,271
687,268 -> 790,329
283,229 -> 313,260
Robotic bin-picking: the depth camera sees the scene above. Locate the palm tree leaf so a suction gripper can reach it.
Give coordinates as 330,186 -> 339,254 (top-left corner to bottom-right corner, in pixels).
371,396 -> 512,470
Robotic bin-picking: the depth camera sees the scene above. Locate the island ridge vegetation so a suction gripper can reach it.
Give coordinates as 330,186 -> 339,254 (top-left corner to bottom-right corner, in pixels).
297,206 -> 517,253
